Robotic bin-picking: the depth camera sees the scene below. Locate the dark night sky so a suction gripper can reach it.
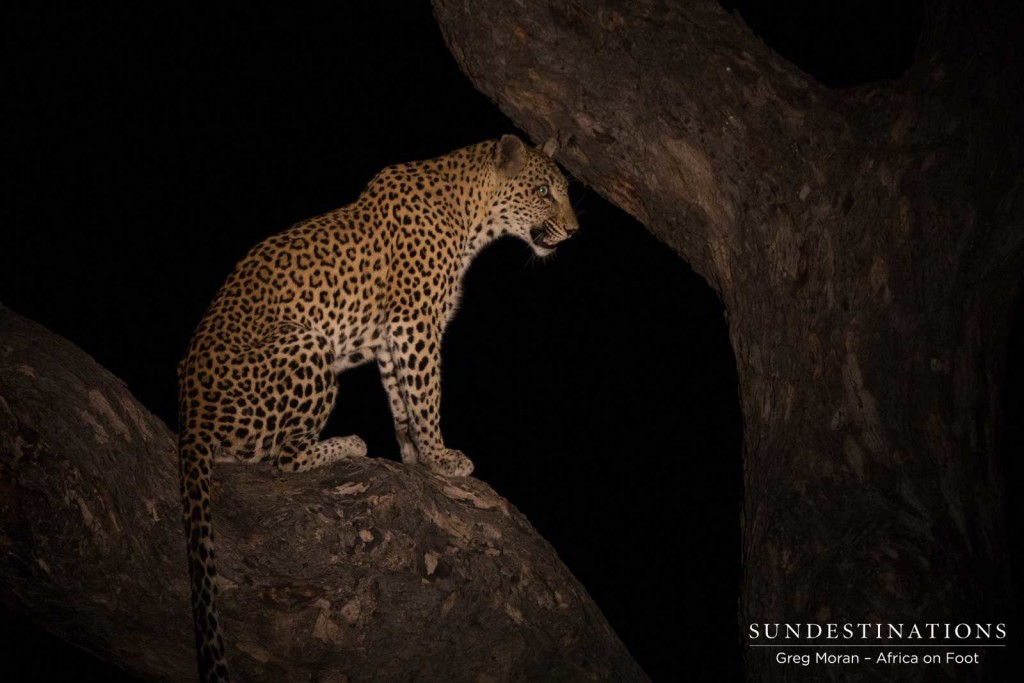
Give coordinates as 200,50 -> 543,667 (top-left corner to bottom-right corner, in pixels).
2,2 -> 1020,682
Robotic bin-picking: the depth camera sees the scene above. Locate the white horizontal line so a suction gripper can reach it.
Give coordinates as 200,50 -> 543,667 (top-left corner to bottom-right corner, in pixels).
748,644 -> 1005,648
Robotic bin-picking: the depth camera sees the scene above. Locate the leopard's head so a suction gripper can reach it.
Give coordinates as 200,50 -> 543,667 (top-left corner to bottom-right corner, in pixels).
490,135 -> 579,257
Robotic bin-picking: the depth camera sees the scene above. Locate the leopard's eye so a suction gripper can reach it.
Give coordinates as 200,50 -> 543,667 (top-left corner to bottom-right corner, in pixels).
536,185 -> 549,197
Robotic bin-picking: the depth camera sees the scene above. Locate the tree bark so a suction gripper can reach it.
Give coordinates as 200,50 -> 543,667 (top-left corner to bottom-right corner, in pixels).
431,1 -> 1024,680
0,304 -> 646,682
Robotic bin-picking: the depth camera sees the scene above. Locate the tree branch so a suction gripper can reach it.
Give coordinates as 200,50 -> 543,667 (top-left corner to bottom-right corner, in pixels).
0,304 -> 646,682
432,0 -> 860,278
431,0 -> 1023,289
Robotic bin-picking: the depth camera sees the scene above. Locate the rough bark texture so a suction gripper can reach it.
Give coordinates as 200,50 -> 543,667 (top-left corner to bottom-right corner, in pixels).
0,305 -> 646,682
431,1 -> 1024,680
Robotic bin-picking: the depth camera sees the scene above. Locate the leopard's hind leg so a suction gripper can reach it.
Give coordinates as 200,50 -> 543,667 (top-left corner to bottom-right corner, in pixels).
254,323 -> 368,472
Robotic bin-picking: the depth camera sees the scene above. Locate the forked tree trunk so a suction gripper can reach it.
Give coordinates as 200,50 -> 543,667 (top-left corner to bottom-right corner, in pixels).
431,1 -> 1024,680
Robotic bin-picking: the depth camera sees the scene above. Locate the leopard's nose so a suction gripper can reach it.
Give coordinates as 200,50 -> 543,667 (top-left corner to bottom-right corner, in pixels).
560,198 -> 580,237
564,214 -> 579,237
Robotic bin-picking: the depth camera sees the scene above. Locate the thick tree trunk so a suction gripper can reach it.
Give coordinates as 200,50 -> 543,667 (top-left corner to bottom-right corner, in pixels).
431,1 -> 1024,680
0,305 -> 646,682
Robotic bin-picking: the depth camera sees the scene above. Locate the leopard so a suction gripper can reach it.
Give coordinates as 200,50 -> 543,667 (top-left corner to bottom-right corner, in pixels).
177,135 -> 579,682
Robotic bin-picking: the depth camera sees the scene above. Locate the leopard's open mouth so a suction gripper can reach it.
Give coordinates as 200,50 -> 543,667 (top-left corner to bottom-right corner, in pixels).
529,226 -> 560,250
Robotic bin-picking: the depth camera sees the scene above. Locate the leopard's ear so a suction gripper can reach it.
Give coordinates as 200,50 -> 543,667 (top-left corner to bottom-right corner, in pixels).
540,137 -> 559,158
496,135 -> 526,177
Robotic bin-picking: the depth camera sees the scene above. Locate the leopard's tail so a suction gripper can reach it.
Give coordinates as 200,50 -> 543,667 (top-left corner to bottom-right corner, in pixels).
179,426 -> 231,683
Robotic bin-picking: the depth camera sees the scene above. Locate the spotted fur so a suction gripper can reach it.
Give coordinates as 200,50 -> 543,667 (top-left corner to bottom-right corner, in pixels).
177,135 -> 578,681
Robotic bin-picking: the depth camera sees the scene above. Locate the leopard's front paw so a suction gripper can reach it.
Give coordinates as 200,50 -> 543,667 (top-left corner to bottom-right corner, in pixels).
422,447 -> 475,477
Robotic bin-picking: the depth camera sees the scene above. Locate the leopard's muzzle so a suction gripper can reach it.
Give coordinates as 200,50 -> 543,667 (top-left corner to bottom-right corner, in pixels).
530,226 -> 561,250
530,217 -> 578,251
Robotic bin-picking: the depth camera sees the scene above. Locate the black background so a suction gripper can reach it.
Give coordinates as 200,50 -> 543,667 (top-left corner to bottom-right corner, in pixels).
2,2 -> 1019,682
